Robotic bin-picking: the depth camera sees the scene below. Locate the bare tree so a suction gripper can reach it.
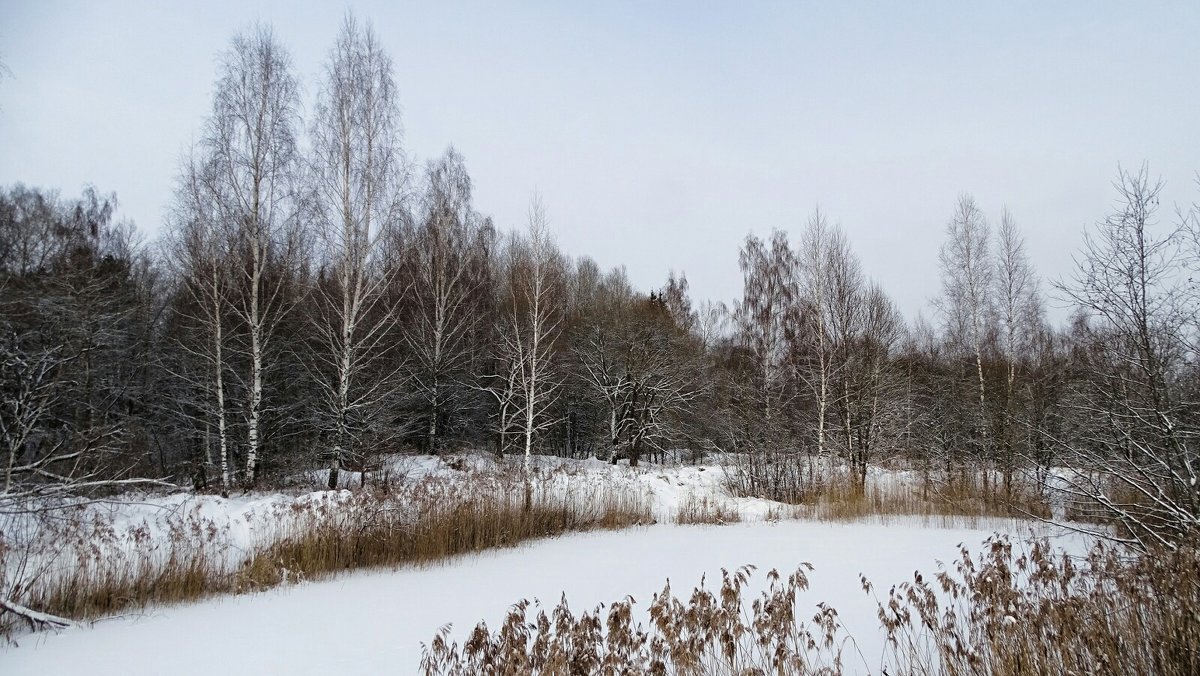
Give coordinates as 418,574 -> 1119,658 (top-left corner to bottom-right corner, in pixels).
162,154 -> 235,496
994,208 -> 1042,493
938,195 -> 994,462
572,266 -> 637,463
309,14 -> 407,488
478,312 -> 523,458
404,148 -> 488,452
500,198 -> 564,507
694,299 -> 729,353
575,319 -> 629,464
478,231 -> 552,460
202,25 -> 305,485
732,230 -> 804,499
625,298 -> 705,467
797,219 -> 901,486
1022,321 -> 1069,491
795,210 -> 837,458
660,272 -> 695,334
837,282 -> 903,486
736,231 -> 797,427
895,314 -> 945,482
0,186 -> 65,275
576,288 -> 703,467
0,320 -> 117,505
1054,166 -> 1198,549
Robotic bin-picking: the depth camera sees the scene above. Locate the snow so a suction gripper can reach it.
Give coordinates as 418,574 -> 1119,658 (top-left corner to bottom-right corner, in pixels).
1,517 -> 1088,675
1,454 -> 1096,673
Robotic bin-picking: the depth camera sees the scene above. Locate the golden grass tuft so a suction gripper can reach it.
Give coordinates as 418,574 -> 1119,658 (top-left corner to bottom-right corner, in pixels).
673,492 -> 742,525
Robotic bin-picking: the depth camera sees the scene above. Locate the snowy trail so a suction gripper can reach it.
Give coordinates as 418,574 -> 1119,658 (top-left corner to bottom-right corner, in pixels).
1,519 -> 1082,675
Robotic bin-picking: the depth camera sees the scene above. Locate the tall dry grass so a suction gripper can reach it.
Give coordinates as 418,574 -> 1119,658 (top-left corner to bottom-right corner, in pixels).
874,534 -> 1200,676
805,473 -> 1050,525
421,563 -> 854,676
238,483 -> 648,590
1,504 -> 234,628
422,535 -> 1200,675
673,492 -> 743,525
729,459 -> 1052,525
0,465 -> 650,637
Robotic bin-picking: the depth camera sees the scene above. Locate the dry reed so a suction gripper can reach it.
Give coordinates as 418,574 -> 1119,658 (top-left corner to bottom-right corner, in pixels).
730,461 -> 1053,525
1,464 -> 651,637
674,492 -> 742,525
805,473 -> 1050,525
423,535 -> 1200,675
420,563 -> 852,675
873,534 -> 1200,676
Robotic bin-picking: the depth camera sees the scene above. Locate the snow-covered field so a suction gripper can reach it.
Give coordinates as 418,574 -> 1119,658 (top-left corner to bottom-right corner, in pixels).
0,455 -> 1090,674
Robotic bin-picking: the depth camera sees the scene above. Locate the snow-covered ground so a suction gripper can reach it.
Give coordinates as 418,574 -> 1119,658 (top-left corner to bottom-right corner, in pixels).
1,518 -> 1086,675
1,454 -> 1091,674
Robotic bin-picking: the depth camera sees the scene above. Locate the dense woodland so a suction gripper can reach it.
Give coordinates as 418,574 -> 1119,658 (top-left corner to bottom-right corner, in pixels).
2,19 -> 1197,549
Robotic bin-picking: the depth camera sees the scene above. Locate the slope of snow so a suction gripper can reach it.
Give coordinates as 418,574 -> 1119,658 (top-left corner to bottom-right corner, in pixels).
1,519 -> 1087,675
311,452 -> 777,523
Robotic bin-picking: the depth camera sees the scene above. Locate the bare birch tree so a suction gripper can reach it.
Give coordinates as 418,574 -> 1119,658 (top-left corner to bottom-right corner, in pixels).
736,231 -> 797,426
733,230 -> 802,499
694,299 -> 729,353
796,210 -> 837,458
202,25 -> 304,485
309,14 -> 407,488
501,198 -> 564,508
405,148 -> 487,452
803,223 -> 902,486
938,195 -> 994,463
994,208 -> 1042,493
163,154 -> 234,496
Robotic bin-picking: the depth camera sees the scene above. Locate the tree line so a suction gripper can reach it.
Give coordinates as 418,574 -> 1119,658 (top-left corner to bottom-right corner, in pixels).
2,17 -> 1196,545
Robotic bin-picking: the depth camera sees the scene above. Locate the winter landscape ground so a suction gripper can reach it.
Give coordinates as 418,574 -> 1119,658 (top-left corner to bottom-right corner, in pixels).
1,455 -> 1094,675
2,523 -> 1080,675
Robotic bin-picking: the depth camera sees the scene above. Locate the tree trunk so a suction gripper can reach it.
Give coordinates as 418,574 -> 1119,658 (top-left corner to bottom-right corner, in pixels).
245,231 -> 263,488
214,283 -> 229,499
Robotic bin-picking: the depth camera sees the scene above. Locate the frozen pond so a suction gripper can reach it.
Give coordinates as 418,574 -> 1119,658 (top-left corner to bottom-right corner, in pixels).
1,518 -> 1083,675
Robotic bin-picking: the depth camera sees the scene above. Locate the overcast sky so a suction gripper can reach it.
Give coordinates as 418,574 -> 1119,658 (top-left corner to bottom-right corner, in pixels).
1,1 -> 1198,322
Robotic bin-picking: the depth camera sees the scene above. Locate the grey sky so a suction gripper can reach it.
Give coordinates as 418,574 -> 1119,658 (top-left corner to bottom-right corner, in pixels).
1,1 -> 1198,322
